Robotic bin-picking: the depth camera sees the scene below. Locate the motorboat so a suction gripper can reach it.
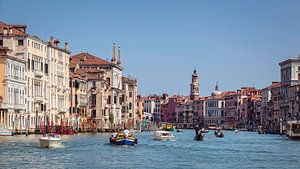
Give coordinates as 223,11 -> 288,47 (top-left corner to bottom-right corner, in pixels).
194,132 -> 204,141
39,133 -> 62,148
153,130 -> 175,141
110,130 -> 138,146
286,120 -> 300,139
234,129 -> 240,134
162,124 -> 175,132
215,130 -> 224,137
0,127 -> 13,136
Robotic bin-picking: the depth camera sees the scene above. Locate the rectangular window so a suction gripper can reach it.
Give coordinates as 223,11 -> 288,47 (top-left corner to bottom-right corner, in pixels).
45,64 -> 48,74
114,96 -> 117,104
108,95 -> 111,104
31,60 -> 34,71
0,39 -> 3,46
28,58 -> 30,70
41,62 -> 43,72
18,40 -> 24,46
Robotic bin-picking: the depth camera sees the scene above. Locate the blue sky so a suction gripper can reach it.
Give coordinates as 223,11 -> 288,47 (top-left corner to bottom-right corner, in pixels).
1,0 -> 300,96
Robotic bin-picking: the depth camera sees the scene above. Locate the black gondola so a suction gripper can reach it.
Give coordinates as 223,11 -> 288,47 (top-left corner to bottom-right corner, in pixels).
215,130 -> 224,137
194,132 -> 204,141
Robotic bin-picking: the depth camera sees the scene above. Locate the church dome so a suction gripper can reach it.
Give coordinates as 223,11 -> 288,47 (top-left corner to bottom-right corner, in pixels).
211,90 -> 222,96
211,82 -> 222,96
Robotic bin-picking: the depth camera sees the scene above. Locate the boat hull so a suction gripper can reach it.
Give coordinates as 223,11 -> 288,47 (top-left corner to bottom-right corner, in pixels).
215,132 -> 224,137
0,128 -> 13,136
110,138 -> 137,146
39,137 -> 62,148
153,136 -> 175,141
194,133 -> 204,141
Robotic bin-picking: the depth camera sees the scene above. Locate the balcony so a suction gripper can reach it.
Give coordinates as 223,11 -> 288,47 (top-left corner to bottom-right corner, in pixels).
79,101 -> 88,107
15,104 -> 25,110
34,71 -> 43,78
0,103 -> 8,109
58,107 -> 68,113
34,95 -> 43,103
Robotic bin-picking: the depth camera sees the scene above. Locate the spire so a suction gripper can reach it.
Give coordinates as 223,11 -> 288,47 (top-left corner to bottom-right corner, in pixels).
215,81 -> 219,91
193,67 -> 197,76
117,46 -> 121,65
111,43 -> 116,63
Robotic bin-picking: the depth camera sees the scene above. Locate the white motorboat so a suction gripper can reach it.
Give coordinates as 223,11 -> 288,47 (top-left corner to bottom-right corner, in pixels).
286,120 -> 300,139
0,127 -> 12,136
39,133 -> 62,148
153,130 -> 175,141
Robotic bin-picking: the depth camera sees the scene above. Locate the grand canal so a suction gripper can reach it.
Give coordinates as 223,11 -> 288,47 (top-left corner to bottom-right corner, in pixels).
1,130 -> 300,169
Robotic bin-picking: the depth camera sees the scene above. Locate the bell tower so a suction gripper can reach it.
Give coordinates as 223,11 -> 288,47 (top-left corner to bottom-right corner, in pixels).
190,68 -> 199,100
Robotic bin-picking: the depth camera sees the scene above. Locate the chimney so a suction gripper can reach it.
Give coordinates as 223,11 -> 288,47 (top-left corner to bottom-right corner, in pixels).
54,39 -> 60,47
64,42 -> 69,50
0,47 -> 9,56
50,36 -> 55,45
111,43 -> 116,63
117,46 -> 121,65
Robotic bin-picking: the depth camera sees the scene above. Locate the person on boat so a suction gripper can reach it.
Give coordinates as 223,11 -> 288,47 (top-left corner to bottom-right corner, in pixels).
195,125 -> 200,135
124,130 -> 130,138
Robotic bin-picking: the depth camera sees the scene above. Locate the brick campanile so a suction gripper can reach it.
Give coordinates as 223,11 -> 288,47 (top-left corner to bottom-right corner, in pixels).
190,68 -> 199,100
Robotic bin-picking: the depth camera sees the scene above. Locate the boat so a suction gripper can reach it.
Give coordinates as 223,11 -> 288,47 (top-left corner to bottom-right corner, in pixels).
176,129 -> 184,133
0,127 -> 13,136
234,129 -> 240,133
286,120 -> 300,139
215,130 -> 224,137
110,130 -> 138,146
153,130 -> 175,141
39,133 -> 62,148
200,128 -> 209,133
194,132 -> 204,141
162,124 -> 175,132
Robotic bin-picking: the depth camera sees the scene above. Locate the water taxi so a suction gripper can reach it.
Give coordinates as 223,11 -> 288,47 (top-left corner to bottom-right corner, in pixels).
286,120 -> 300,139
39,133 -> 62,148
0,127 -> 12,136
110,130 -> 138,146
153,130 -> 175,141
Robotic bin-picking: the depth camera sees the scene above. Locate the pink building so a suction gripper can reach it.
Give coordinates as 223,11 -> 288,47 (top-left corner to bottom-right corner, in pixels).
161,97 -> 180,123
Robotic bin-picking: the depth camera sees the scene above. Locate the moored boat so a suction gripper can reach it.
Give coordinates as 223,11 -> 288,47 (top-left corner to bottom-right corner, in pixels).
110,130 -> 138,146
153,130 -> 175,141
39,133 -> 62,148
286,120 -> 300,139
0,127 -> 13,136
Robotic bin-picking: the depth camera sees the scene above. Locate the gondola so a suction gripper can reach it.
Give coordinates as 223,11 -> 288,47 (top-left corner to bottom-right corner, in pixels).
194,132 -> 204,141
215,130 -> 224,137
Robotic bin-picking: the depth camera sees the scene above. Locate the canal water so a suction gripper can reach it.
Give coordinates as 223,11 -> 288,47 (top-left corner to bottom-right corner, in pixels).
1,130 -> 300,169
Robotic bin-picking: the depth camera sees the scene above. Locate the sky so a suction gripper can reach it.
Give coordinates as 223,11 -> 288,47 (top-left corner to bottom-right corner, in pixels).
1,0 -> 300,96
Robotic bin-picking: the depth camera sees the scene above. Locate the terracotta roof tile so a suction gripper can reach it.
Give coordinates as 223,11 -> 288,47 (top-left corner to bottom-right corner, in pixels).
0,21 -> 27,36
70,53 -> 111,68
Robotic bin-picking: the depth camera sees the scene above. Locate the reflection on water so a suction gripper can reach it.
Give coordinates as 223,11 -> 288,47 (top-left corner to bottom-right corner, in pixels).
1,131 -> 300,169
